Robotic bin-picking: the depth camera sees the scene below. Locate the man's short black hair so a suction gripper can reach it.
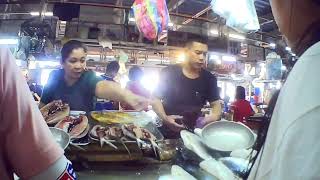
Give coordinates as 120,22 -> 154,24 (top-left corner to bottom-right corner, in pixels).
61,40 -> 87,63
106,61 -> 120,74
185,36 -> 208,47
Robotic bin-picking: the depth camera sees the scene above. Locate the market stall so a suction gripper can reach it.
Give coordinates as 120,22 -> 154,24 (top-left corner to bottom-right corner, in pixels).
0,0 -> 293,179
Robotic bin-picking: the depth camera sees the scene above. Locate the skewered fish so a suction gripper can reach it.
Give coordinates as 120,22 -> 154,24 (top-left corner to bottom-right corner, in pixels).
90,124 -> 159,158
122,124 -> 159,157
106,126 -> 131,157
90,125 -> 117,149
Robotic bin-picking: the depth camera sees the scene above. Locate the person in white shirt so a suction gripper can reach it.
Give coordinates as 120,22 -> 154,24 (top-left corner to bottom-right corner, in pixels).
248,0 -> 320,179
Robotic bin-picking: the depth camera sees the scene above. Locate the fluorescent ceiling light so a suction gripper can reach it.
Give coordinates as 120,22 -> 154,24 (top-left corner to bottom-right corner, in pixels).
210,29 -> 219,35
285,47 -> 291,51
0,38 -> 18,45
168,22 -> 174,27
229,34 -> 245,40
44,12 -> 53,16
222,55 -> 236,62
30,11 -> 53,16
30,11 -> 40,16
210,54 -> 220,60
269,43 -> 276,48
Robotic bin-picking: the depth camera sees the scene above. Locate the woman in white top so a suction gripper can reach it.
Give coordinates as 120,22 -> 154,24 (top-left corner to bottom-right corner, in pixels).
248,0 -> 320,179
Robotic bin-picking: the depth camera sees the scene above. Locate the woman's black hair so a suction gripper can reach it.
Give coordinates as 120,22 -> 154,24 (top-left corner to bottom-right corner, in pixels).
61,40 -> 87,63
235,86 -> 246,100
128,66 -> 144,81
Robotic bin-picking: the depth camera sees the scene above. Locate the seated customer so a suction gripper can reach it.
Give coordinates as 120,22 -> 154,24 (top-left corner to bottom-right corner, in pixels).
230,86 -> 254,123
122,66 -> 151,110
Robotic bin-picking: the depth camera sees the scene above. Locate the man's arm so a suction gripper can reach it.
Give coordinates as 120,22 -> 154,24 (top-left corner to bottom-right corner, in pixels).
204,73 -> 222,124
150,97 -> 184,131
150,98 -> 167,120
151,67 -> 184,131
209,100 -> 222,121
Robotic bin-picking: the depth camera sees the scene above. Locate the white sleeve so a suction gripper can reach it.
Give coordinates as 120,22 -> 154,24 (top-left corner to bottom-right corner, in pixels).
30,156 -> 77,180
270,107 -> 320,179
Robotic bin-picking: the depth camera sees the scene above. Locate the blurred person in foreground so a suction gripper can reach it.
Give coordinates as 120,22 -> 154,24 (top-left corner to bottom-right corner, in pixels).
153,38 -> 222,138
0,47 -> 75,180
248,0 -> 320,179
122,66 -> 151,110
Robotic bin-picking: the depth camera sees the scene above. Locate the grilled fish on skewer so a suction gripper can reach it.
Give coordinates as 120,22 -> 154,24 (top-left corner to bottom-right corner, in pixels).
122,124 -> 159,157
90,125 -> 117,149
106,126 -> 131,158
140,128 -> 160,155
121,124 -> 146,147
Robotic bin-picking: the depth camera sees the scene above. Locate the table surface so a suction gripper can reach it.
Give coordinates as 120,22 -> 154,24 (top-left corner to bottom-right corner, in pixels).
69,143 -> 220,180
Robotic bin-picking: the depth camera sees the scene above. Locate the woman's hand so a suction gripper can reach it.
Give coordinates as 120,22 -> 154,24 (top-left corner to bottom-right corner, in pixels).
124,94 -> 149,111
96,81 -> 149,111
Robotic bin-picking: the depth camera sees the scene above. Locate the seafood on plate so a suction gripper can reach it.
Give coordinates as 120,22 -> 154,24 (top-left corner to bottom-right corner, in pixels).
90,125 -> 118,149
106,125 -> 131,157
122,124 -> 159,157
90,124 -> 159,157
90,125 -> 132,157
55,115 -> 89,139
40,100 -> 70,124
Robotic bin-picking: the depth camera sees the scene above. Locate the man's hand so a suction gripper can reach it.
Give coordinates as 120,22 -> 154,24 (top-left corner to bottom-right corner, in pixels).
163,115 -> 184,132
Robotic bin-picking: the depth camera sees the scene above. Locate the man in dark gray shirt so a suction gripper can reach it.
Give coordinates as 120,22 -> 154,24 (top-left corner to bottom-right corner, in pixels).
153,38 -> 222,138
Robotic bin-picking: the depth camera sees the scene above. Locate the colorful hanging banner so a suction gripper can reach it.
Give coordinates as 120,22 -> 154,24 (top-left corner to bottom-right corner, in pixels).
132,0 -> 169,40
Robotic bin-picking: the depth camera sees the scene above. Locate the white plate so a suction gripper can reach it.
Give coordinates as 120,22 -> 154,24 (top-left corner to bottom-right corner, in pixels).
70,111 -> 86,116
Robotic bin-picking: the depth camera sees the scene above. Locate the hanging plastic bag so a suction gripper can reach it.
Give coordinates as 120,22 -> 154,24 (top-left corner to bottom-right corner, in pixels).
132,0 -> 169,40
211,0 -> 260,32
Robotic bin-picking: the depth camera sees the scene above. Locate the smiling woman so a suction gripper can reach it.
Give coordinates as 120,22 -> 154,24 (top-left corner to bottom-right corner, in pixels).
39,40 -> 149,113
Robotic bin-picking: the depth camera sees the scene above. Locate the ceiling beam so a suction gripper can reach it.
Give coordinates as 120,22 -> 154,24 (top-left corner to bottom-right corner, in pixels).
167,0 -> 186,11
0,1 -> 38,4
158,5 -> 213,42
